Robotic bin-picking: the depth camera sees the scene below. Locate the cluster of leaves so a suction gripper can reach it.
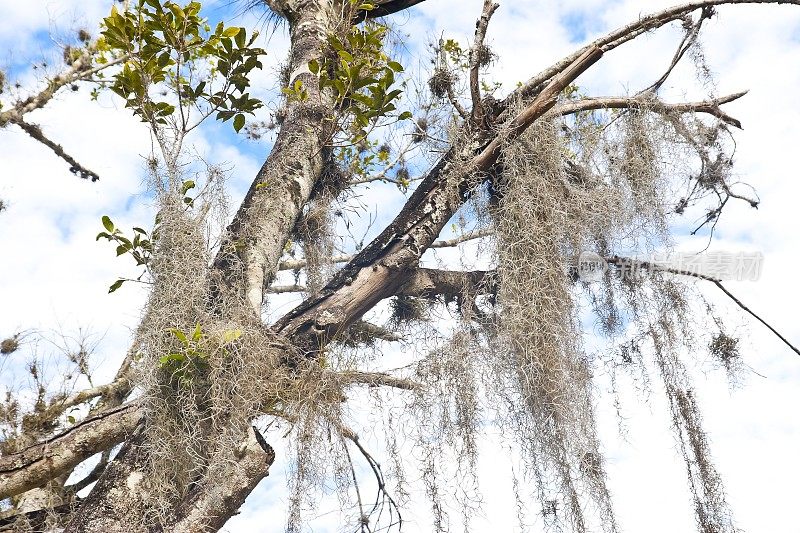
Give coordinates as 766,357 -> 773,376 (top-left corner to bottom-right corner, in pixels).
334,138 -> 391,179
99,0 -> 265,131
96,215 -> 154,293
159,324 -> 242,385
293,8 -> 410,140
97,179 -> 198,292
440,38 -> 469,69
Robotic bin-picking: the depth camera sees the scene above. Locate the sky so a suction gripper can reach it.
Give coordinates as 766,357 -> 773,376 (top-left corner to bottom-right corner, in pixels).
1,0 -> 800,532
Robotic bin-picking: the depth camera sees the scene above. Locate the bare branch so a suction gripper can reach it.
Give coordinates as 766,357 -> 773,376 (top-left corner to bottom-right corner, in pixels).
0,402 -> 142,499
337,371 -> 420,391
641,8 -> 713,94
469,1 -> 499,125
275,229 -> 491,273
12,119 -> 100,181
477,45 -> 604,167
605,255 -> 800,357
342,321 -> 403,343
399,268 -> 497,299
446,80 -> 470,120
553,91 -> 748,129
512,0 -> 800,106
39,377 -> 131,424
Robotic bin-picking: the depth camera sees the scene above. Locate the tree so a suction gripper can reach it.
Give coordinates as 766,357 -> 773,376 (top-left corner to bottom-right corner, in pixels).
1,0 -> 799,531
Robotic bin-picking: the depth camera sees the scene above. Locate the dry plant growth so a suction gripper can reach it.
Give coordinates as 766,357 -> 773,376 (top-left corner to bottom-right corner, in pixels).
1,0 -> 799,532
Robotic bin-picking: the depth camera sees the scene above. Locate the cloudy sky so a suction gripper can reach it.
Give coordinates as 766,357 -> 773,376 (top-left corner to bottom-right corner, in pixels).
1,0 -> 800,531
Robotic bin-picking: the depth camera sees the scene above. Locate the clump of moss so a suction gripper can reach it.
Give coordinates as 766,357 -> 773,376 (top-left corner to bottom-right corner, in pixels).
474,43 -> 494,67
1,335 -> 20,355
428,68 -> 455,99
709,332 -> 739,363
411,117 -> 428,143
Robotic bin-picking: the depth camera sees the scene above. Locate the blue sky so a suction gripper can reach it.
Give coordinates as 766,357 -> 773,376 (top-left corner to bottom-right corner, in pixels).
2,1 -> 800,532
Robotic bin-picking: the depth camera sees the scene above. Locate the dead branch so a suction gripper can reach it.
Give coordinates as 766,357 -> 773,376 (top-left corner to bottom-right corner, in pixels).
0,402 -> 142,499
469,1 -> 499,125
605,255 -> 800,356
275,229 -> 491,273
554,92 -> 748,129
641,8 -> 713,94
12,119 -> 100,181
512,0 -> 800,107
399,268 -> 497,299
476,45 -> 604,167
337,371 -> 420,391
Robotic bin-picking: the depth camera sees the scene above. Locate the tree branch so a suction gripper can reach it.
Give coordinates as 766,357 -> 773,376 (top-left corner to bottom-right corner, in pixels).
275,228 -> 491,273
10,119 -> 100,181
211,6 -> 336,313
511,0 -> 800,108
355,0 -> 428,22
553,91 -> 748,129
469,1 -> 499,125
399,268 -> 498,299
605,255 -> 800,356
337,371 -> 420,391
171,427 -> 275,532
273,47 -> 602,347
0,402 -> 142,499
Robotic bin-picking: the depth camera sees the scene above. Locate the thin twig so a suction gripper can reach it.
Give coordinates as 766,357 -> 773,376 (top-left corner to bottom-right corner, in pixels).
606,255 -> 800,357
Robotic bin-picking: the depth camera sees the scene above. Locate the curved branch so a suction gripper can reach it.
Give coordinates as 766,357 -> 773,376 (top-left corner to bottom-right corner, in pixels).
355,0 -> 428,22
605,255 -> 800,356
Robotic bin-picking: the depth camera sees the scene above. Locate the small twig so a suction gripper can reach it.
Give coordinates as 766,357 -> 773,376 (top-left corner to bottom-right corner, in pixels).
446,79 -> 469,120
711,280 -> 800,357
606,255 -> 800,357
640,9 -> 713,94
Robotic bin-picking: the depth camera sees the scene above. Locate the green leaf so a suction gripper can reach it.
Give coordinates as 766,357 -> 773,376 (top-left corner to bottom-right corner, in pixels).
222,27 -> 240,38
159,353 -> 186,366
108,279 -> 125,293
102,215 -> 114,232
192,323 -> 203,342
169,328 -> 188,344
222,329 -> 243,343
398,111 -> 413,120
387,60 -> 404,72
233,113 -> 245,133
